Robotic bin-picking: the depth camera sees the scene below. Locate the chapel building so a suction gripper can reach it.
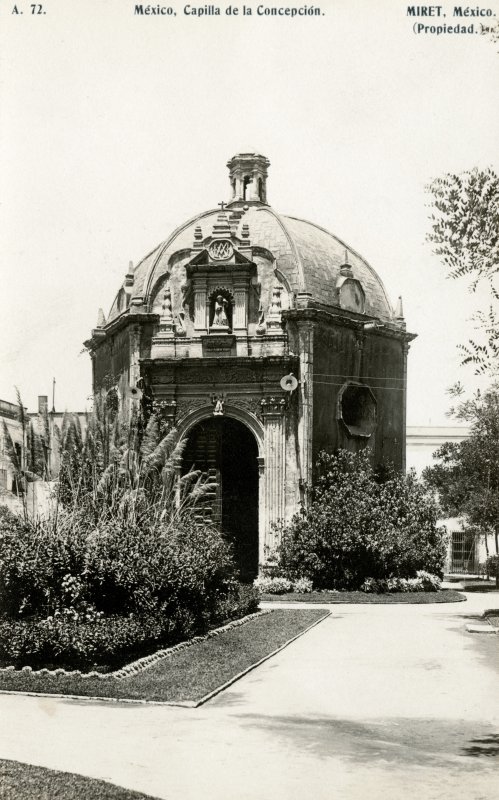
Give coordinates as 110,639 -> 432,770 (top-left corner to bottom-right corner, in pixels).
85,152 -> 415,580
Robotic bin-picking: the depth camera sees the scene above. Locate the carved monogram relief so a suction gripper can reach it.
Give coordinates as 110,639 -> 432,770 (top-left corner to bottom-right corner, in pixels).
208,240 -> 234,261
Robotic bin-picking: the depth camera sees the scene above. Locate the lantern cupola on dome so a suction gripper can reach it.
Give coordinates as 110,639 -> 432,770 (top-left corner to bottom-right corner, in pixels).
227,151 -> 270,205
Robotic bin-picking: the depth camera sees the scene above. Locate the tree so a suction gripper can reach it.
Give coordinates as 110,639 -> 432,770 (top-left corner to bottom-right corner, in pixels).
426,168 -> 499,373
423,384 -> 499,556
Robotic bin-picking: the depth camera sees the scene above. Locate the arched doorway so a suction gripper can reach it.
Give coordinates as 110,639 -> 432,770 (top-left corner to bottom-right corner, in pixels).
182,416 -> 259,581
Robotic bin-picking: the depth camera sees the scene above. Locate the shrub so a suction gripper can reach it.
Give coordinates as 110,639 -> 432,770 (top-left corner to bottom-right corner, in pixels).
360,577 -> 383,593
254,574 -> 313,594
0,579 -> 259,672
211,582 -> 260,625
416,570 -> 441,591
279,450 -> 446,591
360,572 -> 441,594
0,509 -> 243,623
293,577 -> 313,593
0,407 -> 257,671
253,576 -> 293,595
0,507 -> 90,618
0,610 -> 194,671
259,549 -> 283,579
82,517 -> 235,618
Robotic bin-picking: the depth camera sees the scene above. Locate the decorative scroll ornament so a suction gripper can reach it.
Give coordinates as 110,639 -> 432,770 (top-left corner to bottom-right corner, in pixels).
175,397 -> 206,422
232,396 -> 265,420
209,240 -> 233,261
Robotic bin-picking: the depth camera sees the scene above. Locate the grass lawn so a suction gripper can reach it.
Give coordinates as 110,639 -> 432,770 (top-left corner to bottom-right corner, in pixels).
0,759 -> 160,800
0,609 -> 327,704
459,579 -> 499,593
484,610 -> 499,627
261,590 -> 465,604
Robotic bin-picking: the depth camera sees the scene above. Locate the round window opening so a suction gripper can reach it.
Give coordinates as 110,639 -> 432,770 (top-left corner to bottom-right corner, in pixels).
339,384 -> 377,438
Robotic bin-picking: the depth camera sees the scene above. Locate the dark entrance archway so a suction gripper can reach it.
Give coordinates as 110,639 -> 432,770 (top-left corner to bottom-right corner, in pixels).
182,416 -> 259,582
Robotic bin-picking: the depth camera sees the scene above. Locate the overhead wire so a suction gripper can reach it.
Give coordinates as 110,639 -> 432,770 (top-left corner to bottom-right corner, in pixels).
313,372 -> 407,381
312,381 -> 405,392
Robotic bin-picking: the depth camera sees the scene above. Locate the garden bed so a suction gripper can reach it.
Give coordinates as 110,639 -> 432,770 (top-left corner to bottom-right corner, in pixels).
0,759 -> 160,800
0,609 -> 327,704
484,609 -> 499,628
260,590 -> 466,604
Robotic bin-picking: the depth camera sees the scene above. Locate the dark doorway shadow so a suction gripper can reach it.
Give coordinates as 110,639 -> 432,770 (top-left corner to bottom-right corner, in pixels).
182,416 -> 259,581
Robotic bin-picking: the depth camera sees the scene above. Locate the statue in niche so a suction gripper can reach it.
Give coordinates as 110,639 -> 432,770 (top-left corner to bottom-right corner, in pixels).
176,304 -> 187,336
212,295 -> 229,328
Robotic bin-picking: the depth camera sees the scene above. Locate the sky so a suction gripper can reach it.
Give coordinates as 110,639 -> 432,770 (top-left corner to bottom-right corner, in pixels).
1,0 -> 498,424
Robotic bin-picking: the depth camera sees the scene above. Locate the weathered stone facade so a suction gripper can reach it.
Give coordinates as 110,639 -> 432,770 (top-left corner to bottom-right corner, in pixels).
86,152 -> 415,578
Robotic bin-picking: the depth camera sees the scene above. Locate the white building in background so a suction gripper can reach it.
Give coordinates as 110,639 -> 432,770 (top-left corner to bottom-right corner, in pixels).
407,425 -> 496,575
0,395 -> 87,517
405,426 -> 470,474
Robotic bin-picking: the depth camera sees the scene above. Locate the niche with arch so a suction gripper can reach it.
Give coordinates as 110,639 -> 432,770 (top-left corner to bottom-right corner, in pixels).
209,287 -> 234,332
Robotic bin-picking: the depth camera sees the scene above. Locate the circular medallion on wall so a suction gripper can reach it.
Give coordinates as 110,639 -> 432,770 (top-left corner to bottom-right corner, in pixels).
209,240 -> 234,261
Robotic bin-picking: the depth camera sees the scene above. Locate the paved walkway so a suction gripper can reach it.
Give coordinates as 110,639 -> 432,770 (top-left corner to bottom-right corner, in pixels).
0,593 -> 498,800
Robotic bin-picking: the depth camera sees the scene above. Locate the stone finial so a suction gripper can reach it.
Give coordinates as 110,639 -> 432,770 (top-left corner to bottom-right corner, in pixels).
157,283 -> 175,338
211,212 -> 232,240
267,285 -> 284,330
270,285 -> 282,314
339,250 -> 353,278
124,260 -> 134,287
96,308 -> 106,328
193,225 -> 203,249
162,286 -> 173,320
238,221 -> 252,253
395,296 -> 404,320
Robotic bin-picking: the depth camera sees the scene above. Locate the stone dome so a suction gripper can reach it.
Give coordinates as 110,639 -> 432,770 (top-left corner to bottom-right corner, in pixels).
105,153 -> 397,326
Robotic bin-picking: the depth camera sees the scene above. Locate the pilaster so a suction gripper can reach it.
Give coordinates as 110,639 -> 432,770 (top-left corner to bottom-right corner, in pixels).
129,324 -> 142,418
194,279 -> 208,333
402,340 -> 410,473
297,321 -> 314,490
261,396 -> 287,556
